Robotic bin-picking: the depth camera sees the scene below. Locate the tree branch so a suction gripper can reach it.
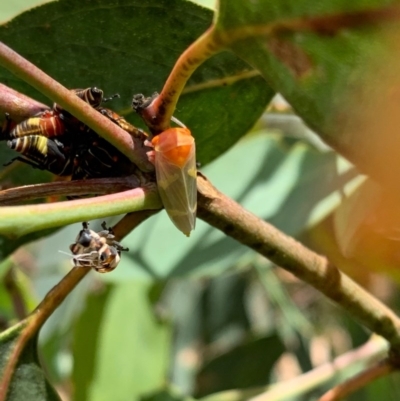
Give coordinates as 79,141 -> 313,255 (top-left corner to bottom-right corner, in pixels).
197,174 -> 400,351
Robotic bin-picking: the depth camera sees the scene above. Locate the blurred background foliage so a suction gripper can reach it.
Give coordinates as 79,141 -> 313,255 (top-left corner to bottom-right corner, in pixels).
1,1 -> 400,401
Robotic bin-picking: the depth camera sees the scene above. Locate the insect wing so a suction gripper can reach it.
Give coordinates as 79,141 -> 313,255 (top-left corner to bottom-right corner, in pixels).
153,128 -> 197,236
73,251 -> 98,266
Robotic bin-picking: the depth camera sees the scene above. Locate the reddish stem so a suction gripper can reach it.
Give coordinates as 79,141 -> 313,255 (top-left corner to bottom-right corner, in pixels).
139,27 -> 223,133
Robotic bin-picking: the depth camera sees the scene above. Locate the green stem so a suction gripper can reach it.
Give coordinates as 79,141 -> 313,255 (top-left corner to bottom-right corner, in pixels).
249,337 -> 388,401
0,184 -> 161,237
317,357 -> 394,401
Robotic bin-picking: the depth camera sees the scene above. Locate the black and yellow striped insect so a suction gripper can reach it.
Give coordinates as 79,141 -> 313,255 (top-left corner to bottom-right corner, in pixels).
6,135 -> 74,176
2,87 -> 144,184
5,109 -> 66,140
53,87 -> 105,113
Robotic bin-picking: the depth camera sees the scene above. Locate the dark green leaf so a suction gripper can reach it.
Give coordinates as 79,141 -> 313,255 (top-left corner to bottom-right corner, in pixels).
0,326 -> 61,401
195,334 -> 284,397
0,0 -> 272,167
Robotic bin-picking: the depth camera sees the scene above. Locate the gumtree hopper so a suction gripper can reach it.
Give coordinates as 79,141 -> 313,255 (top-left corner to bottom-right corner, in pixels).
151,127 -> 197,236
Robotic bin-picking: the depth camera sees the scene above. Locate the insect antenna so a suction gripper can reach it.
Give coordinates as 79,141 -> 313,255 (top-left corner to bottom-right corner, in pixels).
103,93 -> 120,103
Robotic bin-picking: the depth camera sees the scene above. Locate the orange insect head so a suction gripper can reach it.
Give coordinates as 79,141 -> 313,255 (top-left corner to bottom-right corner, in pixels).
151,127 -> 193,168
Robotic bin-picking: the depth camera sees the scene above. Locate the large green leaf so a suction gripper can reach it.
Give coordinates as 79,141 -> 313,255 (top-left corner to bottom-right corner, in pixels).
0,0 -> 272,167
73,281 -> 171,401
215,0 -> 400,188
72,285 -> 111,401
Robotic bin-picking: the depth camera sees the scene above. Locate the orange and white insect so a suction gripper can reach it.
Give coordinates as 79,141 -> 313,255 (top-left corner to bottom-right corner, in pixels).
151,127 -> 197,236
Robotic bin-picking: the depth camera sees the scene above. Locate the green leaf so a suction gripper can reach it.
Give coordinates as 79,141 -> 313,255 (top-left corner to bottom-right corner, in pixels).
0,325 -> 61,401
73,281 -> 171,401
72,286 -> 111,401
364,372 -> 400,401
164,280 -> 204,394
195,334 -> 284,397
0,0 -> 272,167
215,0 -> 400,186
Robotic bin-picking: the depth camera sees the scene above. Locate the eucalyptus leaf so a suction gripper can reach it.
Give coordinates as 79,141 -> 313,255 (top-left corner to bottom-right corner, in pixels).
0,325 -> 61,401
82,281 -> 171,401
216,0 -> 400,189
0,0 -> 272,167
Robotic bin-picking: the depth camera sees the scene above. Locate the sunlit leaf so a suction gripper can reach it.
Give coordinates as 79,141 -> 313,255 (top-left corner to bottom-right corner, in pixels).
74,281 -> 171,401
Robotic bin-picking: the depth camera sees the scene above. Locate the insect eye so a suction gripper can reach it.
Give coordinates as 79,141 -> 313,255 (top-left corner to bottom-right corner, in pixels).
77,231 -> 93,247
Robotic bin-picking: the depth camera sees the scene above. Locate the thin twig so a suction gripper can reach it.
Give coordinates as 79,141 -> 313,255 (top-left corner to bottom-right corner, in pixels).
0,176 -> 143,205
196,175 -> 400,350
137,3 -> 400,133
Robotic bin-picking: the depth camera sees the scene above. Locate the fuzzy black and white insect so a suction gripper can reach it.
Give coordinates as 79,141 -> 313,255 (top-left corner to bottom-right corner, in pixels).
69,222 -> 128,273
